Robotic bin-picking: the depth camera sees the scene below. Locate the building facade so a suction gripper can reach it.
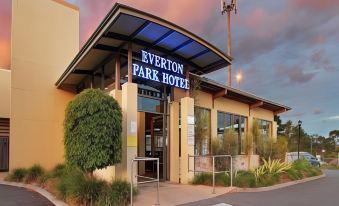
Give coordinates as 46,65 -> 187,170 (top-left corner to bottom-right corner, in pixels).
0,0 -> 290,184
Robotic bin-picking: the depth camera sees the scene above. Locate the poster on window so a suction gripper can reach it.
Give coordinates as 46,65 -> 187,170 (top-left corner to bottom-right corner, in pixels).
187,124 -> 195,146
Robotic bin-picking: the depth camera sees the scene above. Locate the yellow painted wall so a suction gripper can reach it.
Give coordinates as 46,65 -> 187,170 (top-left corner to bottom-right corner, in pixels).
0,69 -> 11,118
10,0 -> 79,170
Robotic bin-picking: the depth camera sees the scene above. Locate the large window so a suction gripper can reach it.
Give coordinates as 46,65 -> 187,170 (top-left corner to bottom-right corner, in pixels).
195,107 -> 211,155
217,112 -> 247,155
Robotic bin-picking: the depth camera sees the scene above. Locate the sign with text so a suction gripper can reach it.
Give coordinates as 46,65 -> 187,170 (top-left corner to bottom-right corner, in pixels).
132,50 -> 189,90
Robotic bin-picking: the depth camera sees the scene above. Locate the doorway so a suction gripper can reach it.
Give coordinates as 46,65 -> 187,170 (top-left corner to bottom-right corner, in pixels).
137,84 -> 168,180
144,113 -> 165,179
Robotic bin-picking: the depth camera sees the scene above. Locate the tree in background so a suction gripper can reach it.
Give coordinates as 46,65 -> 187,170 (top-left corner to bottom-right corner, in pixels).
64,89 -> 122,174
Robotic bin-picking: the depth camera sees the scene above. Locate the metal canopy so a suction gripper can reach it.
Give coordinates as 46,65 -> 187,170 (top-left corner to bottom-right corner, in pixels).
56,3 -> 232,92
189,73 -> 291,113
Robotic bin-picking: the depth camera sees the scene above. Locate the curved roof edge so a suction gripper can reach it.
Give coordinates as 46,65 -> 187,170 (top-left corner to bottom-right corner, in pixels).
56,3 -> 232,87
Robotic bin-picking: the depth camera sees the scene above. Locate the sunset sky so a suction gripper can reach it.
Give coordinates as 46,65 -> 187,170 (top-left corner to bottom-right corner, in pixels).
0,0 -> 338,136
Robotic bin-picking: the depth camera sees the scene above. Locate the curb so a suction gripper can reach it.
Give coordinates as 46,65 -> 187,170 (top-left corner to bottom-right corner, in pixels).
230,174 -> 326,193
0,180 -> 68,206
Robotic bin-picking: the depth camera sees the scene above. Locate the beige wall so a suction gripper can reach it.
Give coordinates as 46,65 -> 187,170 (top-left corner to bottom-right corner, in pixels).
10,0 -> 79,170
194,90 -> 275,138
0,69 -> 11,118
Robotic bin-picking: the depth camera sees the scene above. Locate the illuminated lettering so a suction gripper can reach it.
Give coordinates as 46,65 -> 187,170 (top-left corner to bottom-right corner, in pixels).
136,51 -> 189,89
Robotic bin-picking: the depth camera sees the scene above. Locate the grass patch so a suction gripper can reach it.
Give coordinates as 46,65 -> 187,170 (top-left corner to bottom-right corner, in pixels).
191,172 -> 231,186
234,170 -> 256,188
25,164 -> 44,183
97,179 -> 137,206
5,168 -> 27,182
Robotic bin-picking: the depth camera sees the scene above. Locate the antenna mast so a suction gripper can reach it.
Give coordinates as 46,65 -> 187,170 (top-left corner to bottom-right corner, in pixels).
221,0 -> 237,87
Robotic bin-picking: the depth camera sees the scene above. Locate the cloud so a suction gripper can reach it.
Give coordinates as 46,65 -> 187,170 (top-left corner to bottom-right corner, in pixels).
324,116 -> 339,121
312,108 -> 324,115
311,49 -> 336,72
286,112 -> 305,118
276,65 -> 316,84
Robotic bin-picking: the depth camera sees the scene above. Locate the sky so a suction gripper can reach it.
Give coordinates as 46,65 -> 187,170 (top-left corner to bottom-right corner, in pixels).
0,0 -> 338,136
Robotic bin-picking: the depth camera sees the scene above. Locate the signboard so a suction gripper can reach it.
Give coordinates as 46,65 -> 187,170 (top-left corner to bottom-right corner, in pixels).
187,115 -> 195,146
132,50 -> 189,90
187,124 -> 195,146
187,116 -> 195,125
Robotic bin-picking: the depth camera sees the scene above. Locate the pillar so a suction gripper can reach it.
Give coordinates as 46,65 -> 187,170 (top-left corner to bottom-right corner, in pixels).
180,97 -> 194,184
169,101 -> 179,183
122,82 -> 138,182
128,43 -> 132,82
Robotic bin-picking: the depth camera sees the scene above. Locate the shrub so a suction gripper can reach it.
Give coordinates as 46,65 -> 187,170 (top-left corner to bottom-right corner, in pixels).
38,172 -> 53,186
51,164 -> 66,178
286,168 -> 303,180
6,168 -> 27,182
97,179 -> 137,206
191,173 -> 213,185
252,158 -> 291,182
25,164 -> 44,183
256,174 -> 280,187
191,172 -> 231,187
57,166 -> 107,205
64,89 -> 122,173
80,176 -> 106,205
234,170 -> 256,188
57,167 -> 86,199
271,136 -> 288,161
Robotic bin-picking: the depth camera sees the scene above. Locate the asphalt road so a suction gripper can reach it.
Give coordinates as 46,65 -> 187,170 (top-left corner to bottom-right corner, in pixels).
0,184 -> 54,206
180,170 -> 339,206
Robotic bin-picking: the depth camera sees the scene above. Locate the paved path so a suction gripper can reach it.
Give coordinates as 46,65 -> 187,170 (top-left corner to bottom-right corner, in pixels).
180,170 -> 339,206
0,184 -> 55,206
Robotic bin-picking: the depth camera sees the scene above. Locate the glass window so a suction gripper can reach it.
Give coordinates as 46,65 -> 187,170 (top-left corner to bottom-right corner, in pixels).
216,111 -> 247,155
195,107 -> 211,155
217,112 -> 225,138
226,113 -> 232,129
138,96 -> 164,113
240,116 -> 247,154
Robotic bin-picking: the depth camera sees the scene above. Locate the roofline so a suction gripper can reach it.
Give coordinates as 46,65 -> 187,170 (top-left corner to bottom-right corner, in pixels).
190,73 -> 291,111
55,3 -> 232,87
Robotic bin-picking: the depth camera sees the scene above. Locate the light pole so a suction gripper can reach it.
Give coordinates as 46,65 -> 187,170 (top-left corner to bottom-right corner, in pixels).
221,0 -> 238,87
298,120 -> 302,159
236,73 -> 242,89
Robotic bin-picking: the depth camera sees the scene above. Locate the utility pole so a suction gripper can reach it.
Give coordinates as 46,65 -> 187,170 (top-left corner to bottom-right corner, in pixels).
221,0 -> 237,87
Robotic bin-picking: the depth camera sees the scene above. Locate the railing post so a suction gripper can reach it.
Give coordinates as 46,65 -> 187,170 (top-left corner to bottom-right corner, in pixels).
230,156 -> 233,187
212,156 -> 215,194
156,158 -> 160,206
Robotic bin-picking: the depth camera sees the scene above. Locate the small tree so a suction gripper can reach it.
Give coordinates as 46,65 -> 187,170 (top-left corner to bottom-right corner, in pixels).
64,89 -> 122,174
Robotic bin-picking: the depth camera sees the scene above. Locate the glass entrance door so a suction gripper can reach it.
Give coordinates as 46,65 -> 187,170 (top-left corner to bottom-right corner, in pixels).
145,115 -> 165,179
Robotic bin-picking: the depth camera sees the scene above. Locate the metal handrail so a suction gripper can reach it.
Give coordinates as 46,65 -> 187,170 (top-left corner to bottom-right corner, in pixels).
188,154 -> 232,194
130,157 -> 160,206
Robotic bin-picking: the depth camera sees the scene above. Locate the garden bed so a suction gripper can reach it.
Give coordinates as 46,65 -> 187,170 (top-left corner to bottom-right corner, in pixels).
191,159 -> 323,188
4,164 -> 136,206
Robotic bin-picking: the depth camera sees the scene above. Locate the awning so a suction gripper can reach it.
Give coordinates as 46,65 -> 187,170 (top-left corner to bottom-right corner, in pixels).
56,3 -> 232,92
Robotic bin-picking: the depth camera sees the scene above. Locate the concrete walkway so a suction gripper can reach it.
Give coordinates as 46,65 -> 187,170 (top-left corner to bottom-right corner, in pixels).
134,182 -> 233,206
0,184 -> 55,206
